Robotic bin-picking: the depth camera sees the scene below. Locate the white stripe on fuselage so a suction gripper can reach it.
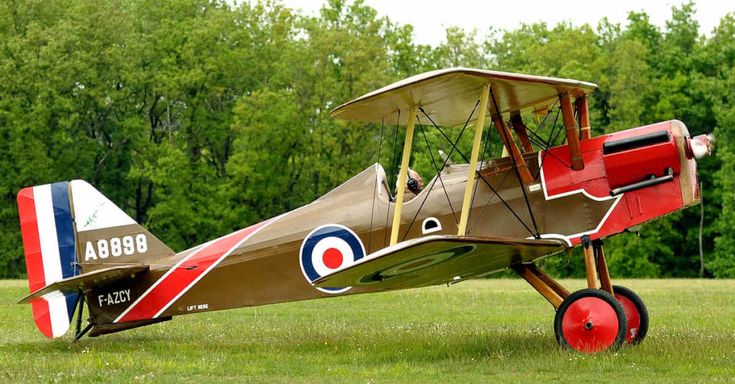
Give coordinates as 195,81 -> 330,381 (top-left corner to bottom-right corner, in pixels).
114,213 -> 287,323
533,151 -> 623,245
152,219 -> 276,319
112,238 -> 219,323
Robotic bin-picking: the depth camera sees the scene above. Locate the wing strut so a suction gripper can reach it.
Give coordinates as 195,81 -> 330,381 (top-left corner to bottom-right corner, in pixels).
491,111 -> 533,184
576,95 -> 592,140
510,111 -> 535,153
490,88 -> 541,238
389,106 -> 418,245
457,83 -> 490,236
560,93 -> 584,170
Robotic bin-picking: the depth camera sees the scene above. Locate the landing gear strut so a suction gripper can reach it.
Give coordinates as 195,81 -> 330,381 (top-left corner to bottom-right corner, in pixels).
514,237 -> 649,353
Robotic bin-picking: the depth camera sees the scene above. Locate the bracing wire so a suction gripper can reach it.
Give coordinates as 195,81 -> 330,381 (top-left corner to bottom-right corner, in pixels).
400,121 -> 460,241
420,104 -> 537,236
488,88 -> 540,238
367,116 -> 385,252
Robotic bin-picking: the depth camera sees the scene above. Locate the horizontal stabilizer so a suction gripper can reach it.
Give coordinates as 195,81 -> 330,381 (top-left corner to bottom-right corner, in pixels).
19,264 -> 148,304
314,236 -> 566,291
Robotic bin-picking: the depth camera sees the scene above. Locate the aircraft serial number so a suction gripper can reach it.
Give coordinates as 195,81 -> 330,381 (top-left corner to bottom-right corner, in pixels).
85,234 -> 148,261
97,289 -> 131,307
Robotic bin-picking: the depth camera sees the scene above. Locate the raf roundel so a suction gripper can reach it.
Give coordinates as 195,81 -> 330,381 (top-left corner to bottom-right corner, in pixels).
299,224 -> 366,294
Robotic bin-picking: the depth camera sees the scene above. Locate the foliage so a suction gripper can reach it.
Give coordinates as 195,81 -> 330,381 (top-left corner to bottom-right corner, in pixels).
0,0 -> 732,278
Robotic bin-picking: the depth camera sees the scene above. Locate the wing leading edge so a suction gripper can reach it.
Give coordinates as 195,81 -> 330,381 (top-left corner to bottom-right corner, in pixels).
330,67 -> 597,127
314,236 -> 567,291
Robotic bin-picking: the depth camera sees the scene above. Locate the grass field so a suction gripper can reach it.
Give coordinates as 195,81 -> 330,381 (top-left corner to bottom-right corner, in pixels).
1,279 -> 734,383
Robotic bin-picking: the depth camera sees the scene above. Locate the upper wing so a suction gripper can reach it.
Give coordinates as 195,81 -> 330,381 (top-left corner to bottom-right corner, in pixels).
314,235 -> 567,291
330,67 -> 597,127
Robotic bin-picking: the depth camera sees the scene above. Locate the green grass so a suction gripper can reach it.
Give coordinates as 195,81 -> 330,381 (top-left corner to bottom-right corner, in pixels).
1,279 -> 734,383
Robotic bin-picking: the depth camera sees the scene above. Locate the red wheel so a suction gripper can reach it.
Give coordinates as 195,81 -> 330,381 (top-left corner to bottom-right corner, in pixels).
554,288 -> 627,353
613,285 -> 649,345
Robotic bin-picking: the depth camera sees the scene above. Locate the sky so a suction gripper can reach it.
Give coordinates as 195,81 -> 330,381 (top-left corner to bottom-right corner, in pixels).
278,0 -> 735,46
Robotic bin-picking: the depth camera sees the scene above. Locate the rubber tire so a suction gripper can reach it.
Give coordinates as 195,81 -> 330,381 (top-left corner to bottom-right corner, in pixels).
612,285 -> 649,345
554,288 -> 627,353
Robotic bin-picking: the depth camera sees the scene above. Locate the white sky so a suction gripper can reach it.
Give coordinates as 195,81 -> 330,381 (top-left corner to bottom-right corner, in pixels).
279,0 -> 735,45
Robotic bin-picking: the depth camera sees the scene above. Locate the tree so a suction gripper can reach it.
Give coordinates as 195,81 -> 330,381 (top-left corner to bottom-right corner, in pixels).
0,0 -> 731,279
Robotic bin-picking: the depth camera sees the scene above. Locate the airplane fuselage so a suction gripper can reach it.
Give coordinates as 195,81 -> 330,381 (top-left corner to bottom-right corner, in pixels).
84,119 -> 699,329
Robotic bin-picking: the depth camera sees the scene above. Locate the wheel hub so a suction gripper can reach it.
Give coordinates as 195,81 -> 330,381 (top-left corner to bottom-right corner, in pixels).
555,290 -> 626,353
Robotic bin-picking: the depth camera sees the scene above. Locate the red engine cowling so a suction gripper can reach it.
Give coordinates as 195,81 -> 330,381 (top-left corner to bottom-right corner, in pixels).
602,129 -> 680,191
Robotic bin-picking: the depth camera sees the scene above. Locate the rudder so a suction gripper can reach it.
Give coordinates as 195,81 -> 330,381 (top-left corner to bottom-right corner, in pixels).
17,182 -> 79,338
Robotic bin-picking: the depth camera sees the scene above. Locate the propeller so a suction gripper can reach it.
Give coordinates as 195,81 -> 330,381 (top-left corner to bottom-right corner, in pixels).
687,133 -> 715,159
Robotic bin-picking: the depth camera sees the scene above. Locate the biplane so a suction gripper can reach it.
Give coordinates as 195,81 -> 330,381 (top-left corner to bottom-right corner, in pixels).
17,68 -> 713,353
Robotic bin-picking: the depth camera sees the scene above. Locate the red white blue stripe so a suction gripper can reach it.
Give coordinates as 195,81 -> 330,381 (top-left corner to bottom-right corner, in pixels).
17,182 -> 79,338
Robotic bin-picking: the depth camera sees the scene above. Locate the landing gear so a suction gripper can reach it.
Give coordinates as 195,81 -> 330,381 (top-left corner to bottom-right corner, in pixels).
514,237 -> 649,353
591,240 -> 649,345
612,285 -> 649,344
554,288 -> 627,353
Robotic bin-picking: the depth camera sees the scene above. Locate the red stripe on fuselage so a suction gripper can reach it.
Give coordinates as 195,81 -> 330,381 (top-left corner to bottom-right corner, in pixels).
116,221 -> 269,323
17,187 -> 53,338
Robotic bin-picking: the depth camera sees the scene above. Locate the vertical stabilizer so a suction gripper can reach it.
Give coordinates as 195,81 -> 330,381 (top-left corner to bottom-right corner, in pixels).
69,180 -> 174,272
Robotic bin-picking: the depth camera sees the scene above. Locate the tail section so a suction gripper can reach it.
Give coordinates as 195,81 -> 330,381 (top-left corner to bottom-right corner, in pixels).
17,180 -> 174,338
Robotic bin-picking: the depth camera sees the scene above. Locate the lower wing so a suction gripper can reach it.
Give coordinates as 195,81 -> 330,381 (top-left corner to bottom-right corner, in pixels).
314,235 -> 567,291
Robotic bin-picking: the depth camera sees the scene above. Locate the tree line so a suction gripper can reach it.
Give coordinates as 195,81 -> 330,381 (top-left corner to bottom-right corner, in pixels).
0,0 -> 733,278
